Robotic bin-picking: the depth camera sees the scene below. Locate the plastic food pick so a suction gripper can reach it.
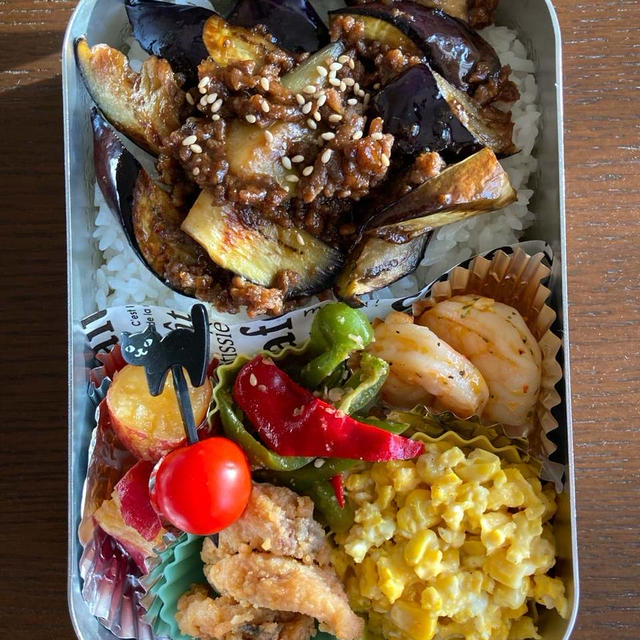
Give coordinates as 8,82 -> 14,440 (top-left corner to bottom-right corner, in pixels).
120,304 -> 210,445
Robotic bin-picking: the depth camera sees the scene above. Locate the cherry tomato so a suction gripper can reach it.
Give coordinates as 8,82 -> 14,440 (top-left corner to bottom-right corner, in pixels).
150,437 -> 251,535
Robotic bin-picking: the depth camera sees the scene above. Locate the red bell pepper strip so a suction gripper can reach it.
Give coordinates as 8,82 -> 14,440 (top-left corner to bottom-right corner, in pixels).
331,474 -> 346,509
232,356 -> 424,461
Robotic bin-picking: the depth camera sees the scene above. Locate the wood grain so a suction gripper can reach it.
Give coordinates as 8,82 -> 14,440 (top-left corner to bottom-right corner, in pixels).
0,0 -> 638,637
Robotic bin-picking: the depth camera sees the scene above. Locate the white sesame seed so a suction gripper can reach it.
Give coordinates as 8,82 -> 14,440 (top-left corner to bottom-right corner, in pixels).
199,95 -> 208,106
338,55 -> 350,64
261,100 -> 270,113
363,93 -> 371,105
182,134 -> 197,146
339,81 -> 347,92
281,156 -> 292,170
328,114 -> 343,123
212,114 -> 221,121
330,62 -> 342,72
321,148 -> 332,163
264,129 -> 274,143
313,111 -> 321,121
353,82 -> 360,93
313,458 -> 325,468
185,92 -> 195,105
381,153 -> 390,167
316,65 -> 328,77
190,143 -> 203,153
321,132 -> 336,141
329,76 -> 341,87
316,94 -> 327,107
249,374 -> 257,386
347,98 -> 358,106
348,58 -> 355,70
371,132 -> 383,141
305,84 -> 318,95
198,76 -> 210,89
286,174 -> 300,183
192,167 -> 200,176
291,155 -> 305,163
302,101 -> 313,114
211,98 -> 223,112
344,77 -> 355,87
307,118 -> 317,130
206,92 -> 217,104
356,88 -> 365,97
296,93 -> 306,105
302,165 -> 314,176
352,130 -> 363,140
260,76 -> 270,91
245,114 -> 257,123
296,232 -> 305,245
373,82 -> 381,90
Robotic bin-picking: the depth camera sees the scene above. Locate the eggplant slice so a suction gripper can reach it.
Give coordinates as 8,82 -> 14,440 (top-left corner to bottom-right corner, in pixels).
203,14 -> 285,68
336,147 -> 516,302
330,2 -> 501,92
335,234 -> 430,304
372,64 -> 482,161
366,147 -> 517,240
124,0 -> 214,87
181,190 -> 343,296
226,0 -> 329,54
92,109 -> 224,299
224,43 -> 344,196
75,38 -> 186,155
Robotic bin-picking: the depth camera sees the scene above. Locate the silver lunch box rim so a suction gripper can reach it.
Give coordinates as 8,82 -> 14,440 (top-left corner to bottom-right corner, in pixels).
63,0 -> 579,637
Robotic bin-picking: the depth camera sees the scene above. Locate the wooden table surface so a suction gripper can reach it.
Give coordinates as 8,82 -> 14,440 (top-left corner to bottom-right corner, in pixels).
0,0 -> 638,637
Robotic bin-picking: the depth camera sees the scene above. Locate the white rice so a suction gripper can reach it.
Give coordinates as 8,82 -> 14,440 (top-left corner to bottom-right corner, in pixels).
91,24 -> 541,311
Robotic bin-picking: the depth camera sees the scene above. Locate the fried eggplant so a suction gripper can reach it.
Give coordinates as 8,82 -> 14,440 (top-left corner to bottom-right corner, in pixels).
224,43 -> 345,195
433,71 -> 516,156
75,37 -> 185,155
335,234 -> 430,303
372,64 -> 482,161
181,190 -> 343,296
329,2 -> 501,92
203,14 -> 284,68
91,110 -> 222,298
124,0 -> 214,86
366,147 -> 517,240
227,0 -> 329,54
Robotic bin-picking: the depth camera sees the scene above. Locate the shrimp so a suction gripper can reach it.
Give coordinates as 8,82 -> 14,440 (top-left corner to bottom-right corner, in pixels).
416,295 -> 542,428
367,311 -> 489,418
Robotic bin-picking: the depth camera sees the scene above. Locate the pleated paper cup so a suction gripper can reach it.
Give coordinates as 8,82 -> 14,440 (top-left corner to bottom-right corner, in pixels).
413,247 -> 563,462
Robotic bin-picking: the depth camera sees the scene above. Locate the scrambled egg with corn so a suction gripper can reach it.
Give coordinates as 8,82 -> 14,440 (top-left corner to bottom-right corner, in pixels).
333,441 -> 568,640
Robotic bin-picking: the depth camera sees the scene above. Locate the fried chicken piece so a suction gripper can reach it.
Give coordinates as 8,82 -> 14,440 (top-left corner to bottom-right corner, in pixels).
176,584 -> 314,640
205,551 -> 364,640
205,483 -> 332,566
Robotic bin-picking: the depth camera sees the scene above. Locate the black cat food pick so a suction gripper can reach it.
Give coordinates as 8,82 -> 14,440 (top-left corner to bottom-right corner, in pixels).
120,304 -> 210,445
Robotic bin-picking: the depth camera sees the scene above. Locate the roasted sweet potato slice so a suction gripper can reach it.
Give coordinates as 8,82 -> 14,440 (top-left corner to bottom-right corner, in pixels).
75,37 -> 186,154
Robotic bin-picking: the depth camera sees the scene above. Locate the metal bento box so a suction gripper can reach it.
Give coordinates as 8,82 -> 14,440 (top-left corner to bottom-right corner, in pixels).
64,1 -> 579,638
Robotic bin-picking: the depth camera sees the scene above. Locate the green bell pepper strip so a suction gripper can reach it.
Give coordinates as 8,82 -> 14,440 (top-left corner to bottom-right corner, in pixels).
300,303 -> 374,389
337,352 -> 389,415
255,459 -> 359,533
216,386 -> 312,471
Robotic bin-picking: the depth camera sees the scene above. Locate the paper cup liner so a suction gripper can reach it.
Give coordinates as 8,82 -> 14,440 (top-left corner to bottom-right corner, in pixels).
413,247 -> 563,466
80,527 -> 157,640
139,534 -> 206,640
